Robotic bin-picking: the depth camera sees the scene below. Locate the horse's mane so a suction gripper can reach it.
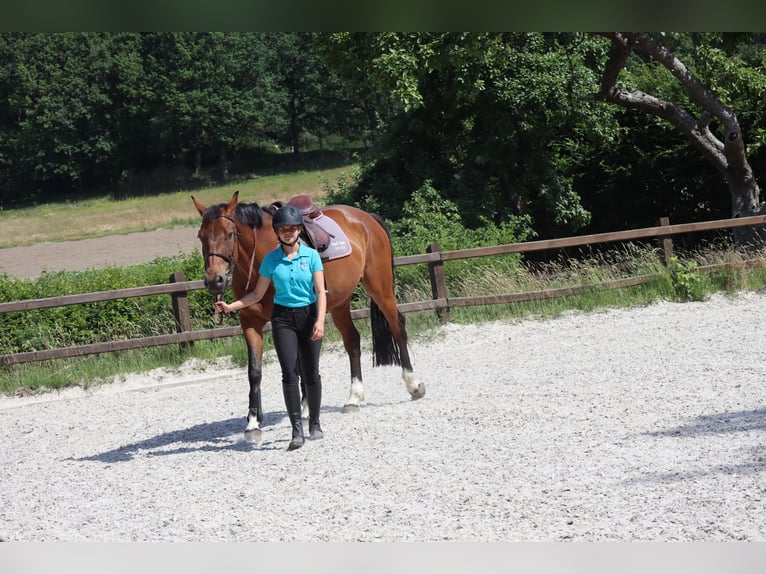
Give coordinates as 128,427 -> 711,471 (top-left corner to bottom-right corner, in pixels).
235,202 -> 267,228
204,201 -> 268,228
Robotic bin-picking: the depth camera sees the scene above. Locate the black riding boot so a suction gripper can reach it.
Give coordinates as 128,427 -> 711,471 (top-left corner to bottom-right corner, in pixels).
283,382 -> 305,451
306,380 -> 324,440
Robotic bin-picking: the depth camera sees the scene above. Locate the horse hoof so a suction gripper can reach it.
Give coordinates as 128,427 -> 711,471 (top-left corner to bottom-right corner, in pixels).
244,428 -> 263,444
342,403 -> 360,414
410,383 -> 426,400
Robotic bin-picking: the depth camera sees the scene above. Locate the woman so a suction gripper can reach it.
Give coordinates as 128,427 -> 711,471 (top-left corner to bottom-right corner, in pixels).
214,205 -> 326,451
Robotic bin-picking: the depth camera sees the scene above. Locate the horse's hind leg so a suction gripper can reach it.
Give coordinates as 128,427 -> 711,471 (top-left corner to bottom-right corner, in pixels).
384,306 -> 425,400
329,305 -> 365,413
366,288 -> 425,401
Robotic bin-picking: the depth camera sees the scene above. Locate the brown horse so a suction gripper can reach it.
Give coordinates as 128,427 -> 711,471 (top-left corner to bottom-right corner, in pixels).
192,191 -> 425,441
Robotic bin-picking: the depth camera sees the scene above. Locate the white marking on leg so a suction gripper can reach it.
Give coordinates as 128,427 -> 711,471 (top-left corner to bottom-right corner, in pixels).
402,369 -> 421,394
345,376 -> 365,407
244,416 -> 262,444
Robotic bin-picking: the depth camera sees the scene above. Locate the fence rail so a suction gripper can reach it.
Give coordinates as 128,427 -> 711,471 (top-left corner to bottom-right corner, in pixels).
3,213 -> 766,366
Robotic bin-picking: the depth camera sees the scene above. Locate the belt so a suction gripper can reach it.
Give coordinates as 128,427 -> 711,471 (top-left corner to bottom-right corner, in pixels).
273,303 -> 314,313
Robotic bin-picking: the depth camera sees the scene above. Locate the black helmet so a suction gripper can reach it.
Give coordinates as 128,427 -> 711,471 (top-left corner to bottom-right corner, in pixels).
272,205 -> 303,228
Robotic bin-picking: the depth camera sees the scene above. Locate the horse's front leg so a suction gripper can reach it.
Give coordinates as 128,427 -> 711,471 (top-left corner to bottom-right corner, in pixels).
242,325 -> 265,443
329,306 -> 365,413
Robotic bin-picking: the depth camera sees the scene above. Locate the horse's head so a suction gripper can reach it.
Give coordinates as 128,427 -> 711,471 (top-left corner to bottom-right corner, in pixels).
192,191 -> 241,296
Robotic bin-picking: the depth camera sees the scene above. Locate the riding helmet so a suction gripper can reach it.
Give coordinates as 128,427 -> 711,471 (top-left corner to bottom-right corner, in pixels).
272,205 -> 303,229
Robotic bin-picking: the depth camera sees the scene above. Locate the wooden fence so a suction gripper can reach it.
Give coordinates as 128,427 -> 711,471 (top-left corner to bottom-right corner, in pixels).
2,213 -> 766,366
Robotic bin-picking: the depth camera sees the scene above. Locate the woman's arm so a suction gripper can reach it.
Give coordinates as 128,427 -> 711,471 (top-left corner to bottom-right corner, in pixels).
311,269 -> 327,341
214,275 -> 271,313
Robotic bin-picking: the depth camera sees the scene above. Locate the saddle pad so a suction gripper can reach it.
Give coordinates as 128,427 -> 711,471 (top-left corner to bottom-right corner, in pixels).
313,213 -> 352,262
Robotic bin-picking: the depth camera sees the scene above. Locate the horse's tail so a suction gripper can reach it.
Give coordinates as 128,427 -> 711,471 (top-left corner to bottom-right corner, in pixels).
370,213 -> 404,367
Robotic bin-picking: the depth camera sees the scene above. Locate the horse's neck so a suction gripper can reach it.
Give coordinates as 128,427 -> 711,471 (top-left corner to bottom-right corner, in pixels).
234,224 -> 262,290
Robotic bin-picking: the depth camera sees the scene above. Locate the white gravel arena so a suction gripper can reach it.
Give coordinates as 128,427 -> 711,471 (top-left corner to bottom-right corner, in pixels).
2,291 -> 766,545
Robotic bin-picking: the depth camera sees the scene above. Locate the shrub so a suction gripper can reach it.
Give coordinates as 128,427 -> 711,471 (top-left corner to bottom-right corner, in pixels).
667,256 -> 707,302
0,252 -> 233,355
388,181 -> 532,291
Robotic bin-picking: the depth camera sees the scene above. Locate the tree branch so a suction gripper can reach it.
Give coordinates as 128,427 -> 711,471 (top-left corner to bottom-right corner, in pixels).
628,33 -> 751,184
588,35 -> 728,175
588,32 -> 764,232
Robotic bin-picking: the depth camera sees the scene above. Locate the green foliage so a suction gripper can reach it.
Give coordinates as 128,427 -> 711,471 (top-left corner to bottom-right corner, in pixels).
3,31 -> 766,245
0,33 -> 367,206
667,256 -> 706,302
323,32 -> 617,238
388,182 -> 532,290
0,252 -> 230,355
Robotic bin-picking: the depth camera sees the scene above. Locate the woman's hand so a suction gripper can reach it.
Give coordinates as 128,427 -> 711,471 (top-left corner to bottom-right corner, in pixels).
311,320 -> 324,341
214,300 -> 235,313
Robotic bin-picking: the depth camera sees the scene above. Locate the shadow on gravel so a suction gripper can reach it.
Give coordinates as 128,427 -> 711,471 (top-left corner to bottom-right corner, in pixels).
625,444 -> 766,484
628,408 -> 766,483
71,411 -> 288,463
69,400 -> 397,463
647,408 -> 766,438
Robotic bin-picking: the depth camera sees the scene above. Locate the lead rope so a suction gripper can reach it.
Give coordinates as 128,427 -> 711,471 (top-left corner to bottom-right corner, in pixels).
244,225 -> 257,292
208,214 -> 238,325
214,268 -> 233,325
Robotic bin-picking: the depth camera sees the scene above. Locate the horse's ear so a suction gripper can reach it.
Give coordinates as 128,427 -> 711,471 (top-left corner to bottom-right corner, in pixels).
191,195 -> 206,216
226,191 -> 240,210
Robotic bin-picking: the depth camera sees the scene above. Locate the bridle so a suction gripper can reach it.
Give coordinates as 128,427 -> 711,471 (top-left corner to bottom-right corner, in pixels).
205,214 -> 237,266
204,213 -> 257,296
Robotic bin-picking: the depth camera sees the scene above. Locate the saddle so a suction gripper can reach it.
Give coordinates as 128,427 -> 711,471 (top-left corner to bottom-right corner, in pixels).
269,194 -> 352,261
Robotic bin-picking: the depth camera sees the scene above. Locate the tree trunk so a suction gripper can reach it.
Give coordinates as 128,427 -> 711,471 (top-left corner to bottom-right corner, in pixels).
194,149 -> 202,178
220,144 -> 229,181
289,96 -> 300,154
588,32 -> 765,244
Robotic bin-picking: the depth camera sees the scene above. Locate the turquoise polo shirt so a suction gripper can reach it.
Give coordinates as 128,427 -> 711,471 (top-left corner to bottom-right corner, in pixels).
258,242 -> 324,308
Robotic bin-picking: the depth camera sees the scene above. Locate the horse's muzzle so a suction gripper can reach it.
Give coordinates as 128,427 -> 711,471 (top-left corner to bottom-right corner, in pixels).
204,274 -> 228,295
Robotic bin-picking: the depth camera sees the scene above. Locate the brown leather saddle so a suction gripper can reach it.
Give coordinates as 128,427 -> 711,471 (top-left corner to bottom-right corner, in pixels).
269,195 -> 352,261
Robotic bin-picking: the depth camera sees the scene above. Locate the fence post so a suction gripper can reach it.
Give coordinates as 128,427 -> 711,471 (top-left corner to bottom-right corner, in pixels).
657,216 -> 674,264
426,243 -> 450,323
169,272 -> 194,352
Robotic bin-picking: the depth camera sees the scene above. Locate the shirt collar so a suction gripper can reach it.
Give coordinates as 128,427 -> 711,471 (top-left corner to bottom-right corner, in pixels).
278,241 -> 308,260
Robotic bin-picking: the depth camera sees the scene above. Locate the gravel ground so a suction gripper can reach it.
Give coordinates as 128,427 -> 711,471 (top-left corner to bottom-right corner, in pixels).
2,291 -> 766,542
0,227 -> 199,279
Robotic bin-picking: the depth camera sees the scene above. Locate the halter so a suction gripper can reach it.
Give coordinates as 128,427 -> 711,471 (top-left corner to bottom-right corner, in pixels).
206,214 -> 257,295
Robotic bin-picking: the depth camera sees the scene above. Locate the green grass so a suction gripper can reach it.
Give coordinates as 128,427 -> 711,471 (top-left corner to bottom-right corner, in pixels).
0,165 -> 354,248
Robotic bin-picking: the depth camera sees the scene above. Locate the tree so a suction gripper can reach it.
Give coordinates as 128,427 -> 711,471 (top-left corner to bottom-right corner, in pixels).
270,33 -> 367,155
319,32 -> 618,238
140,33 -> 288,180
588,32 -> 766,242
0,33 -> 141,201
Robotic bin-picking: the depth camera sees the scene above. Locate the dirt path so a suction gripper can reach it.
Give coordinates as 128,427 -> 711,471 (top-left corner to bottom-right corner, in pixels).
0,227 -> 200,279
